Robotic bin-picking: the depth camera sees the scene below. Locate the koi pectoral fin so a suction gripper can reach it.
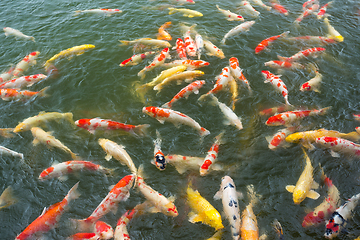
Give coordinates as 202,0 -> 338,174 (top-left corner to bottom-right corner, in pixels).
285,185 -> 295,193
307,190 -> 320,200
188,211 -> 203,223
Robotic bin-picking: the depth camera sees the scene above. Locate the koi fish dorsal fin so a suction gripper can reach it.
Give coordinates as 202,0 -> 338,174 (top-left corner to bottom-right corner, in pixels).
285,185 -> 295,193
213,190 -> 222,200
306,190 -> 320,200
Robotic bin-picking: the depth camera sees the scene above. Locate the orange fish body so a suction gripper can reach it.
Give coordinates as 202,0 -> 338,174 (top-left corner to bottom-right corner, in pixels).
157,22 -> 172,40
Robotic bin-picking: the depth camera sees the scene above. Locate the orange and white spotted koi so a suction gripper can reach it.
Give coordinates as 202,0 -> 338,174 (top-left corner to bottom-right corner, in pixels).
74,8 -> 122,16
221,21 -> 256,44
12,51 -> 40,78
119,51 -> 156,67
38,160 -> 112,181
183,27 -> 197,57
94,221 -> 113,240
255,31 -> 289,54
138,47 -> 170,79
174,38 -> 187,60
239,0 -> 260,18
161,80 -> 205,108
157,21 -> 172,41
317,2 -> 332,19
163,59 -> 209,70
0,87 -> 49,101
200,131 -> 225,176
269,0 -> 288,15
198,67 -> 231,101
264,60 -> 305,71
277,47 -> 326,62
72,174 -> 135,232
203,40 -> 225,59
229,57 -> 252,93
300,71 -> 322,93
266,127 -> 298,150
152,130 -> 166,171
216,5 -> 244,21
315,136 -> 360,158
0,74 -> 47,89
142,106 -> 210,136
262,70 -> 291,106
75,118 -> 149,136
294,3 -> 320,24
265,107 -> 331,126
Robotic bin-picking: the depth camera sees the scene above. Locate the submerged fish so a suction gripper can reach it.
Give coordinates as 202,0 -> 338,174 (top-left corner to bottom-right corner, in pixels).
3,27 -> 35,42
221,21 -> 256,44
168,7 -> 203,17
0,186 -> 18,210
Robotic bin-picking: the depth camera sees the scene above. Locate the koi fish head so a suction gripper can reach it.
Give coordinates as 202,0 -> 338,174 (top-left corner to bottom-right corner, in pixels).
165,202 -> 178,217
39,166 -> 55,180
154,152 -> 166,170
300,82 -> 311,91
74,119 -> 91,129
13,123 -> 26,133
94,221 -> 114,239
302,210 -> 325,227
261,70 -> 271,79
265,114 -> 285,126
220,176 -> 235,190
229,57 -> 239,69
324,214 -> 343,239
293,189 -> 306,204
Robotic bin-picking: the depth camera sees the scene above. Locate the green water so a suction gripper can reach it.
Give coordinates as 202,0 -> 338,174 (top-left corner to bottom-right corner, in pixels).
1,0 -> 360,239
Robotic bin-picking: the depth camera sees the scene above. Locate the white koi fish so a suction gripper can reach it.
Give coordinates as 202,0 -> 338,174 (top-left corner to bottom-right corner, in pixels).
216,5 -> 244,21
3,27 -> 35,42
200,131 -> 225,176
98,138 -> 137,175
262,70 -> 291,106
238,0 -> 260,18
153,70 -> 205,92
31,127 -> 79,160
209,95 -> 243,130
300,71 -> 322,93
168,7 -> 203,17
119,38 -> 171,48
324,17 -> 344,42
0,74 -> 47,89
286,149 -> 320,204
152,130 -> 166,171
0,66 -> 14,83
214,176 -> 241,240
198,67 -> 231,101
74,8 -> 122,16
229,57 -> 252,93
0,146 -> 24,159
138,47 -> 170,79
251,0 -> 272,11
203,40 -> 225,59
277,47 -> 326,62
315,136 -> 360,158
283,36 -> 337,46
221,21 -> 256,44
119,51 -> 156,67
324,192 -> 360,239
195,33 -> 204,59
12,51 -> 40,78
142,106 -> 210,136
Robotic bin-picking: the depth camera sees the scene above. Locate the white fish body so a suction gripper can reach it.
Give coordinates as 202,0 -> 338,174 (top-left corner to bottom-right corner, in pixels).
0,146 -> 24,159
239,0 -> 260,17
210,95 -> 243,130
221,21 -> 256,44
203,40 -> 225,59
251,0 -> 272,10
3,27 -> 35,42
216,5 -> 244,21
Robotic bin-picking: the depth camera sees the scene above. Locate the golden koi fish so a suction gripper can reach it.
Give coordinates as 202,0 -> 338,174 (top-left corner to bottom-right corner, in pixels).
168,7 -> 203,17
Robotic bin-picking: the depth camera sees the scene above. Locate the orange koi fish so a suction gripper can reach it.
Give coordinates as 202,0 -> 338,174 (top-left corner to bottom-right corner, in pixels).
163,59 -> 209,70
16,182 -> 80,240
157,21 -> 172,40
119,51 -> 156,67
255,31 -> 289,54
262,70 -> 291,106
94,221 -> 113,239
138,48 -> 170,79
68,232 -> 99,240
198,67 -> 231,101
200,131 -> 225,176
174,38 -> 187,60
240,185 -> 260,240
0,87 -> 49,101
278,47 -> 326,62
269,0 -> 288,15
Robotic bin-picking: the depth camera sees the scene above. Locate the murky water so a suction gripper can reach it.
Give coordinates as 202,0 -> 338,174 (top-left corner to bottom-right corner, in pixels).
1,0 -> 360,239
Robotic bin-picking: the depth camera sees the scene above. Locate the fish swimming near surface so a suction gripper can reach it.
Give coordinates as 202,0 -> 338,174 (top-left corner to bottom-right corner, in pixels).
323,17 -> 344,42
67,232 -> 99,240
0,145 -> 24,159
0,74 -> 47,89
272,219 -> 284,240
153,70 -> 204,92
174,38 -> 187,60
221,21 -> 256,44
157,21 -> 172,40
94,221 -> 113,240
300,71 -> 323,93
317,1 -> 333,19
163,59 -> 209,70
269,0 -> 288,16
262,70 -> 291,106
255,31 -> 289,54
3,27 -> 35,42
266,126 -> 298,150
200,131 -> 225,176
315,136 -> 360,158
238,0 -> 260,18
198,67 -> 232,101
216,5 -> 244,21
12,51 -> 40,78
277,47 -> 326,62
0,87 -> 49,101
119,38 -> 171,48
138,47 -> 170,80
264,60 -> 306,71
119,51 -> 156,67
168,7 -> 203,17
152,130 -> 167,171
229,57 -> 252,93
74,8 -> 122,16
251,0 -> 272,11
0,186 -> 18,210
0,66 -> 15,83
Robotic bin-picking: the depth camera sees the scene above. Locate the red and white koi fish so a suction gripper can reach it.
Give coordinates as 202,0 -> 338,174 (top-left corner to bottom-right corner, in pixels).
75,118 -> 149,136
229,57 -> 252,93
214,176 -> 242,240
3,27 -> 35,42
302,171 -> 340,228
266,126 -> 298,150
68,232 -> 99,240
38,160 -> 112,181
195,32 -> 204,60
294,3 -> 319,24
0,74 -> 47,89
152,130 -> 166,171
255,31 -> 289,54
119,51 -> 156,67
94,221 -> 113,240
324,17 -> 344,42
300,71 -> 322,93
165,155 -> 209,174
238,0 -> 260,18
317,2 -> 332,19
209,95 -> 243,130
200,131 -> 225,176
74,8 -> 122,16
259,104 -> 294,116
183,27 -> 197,57
0,87 -> 49,101
163,59 -> 209,70
142,106 -> 210,136
157,21 -> 172,41
119,38 -> 171,48
138,47 -> 170,79
284,36 -> 336,46
174,38 -> 187,60
216,5 -> 244,21
262,70 -> 291,106
354,114 -> 360,122
240,185 -> 261,240
161,80 -> 205,108
203,40 -> 225,59
315,136 -> 360,158
264,60 -> 305,71
16,182 -> 80,240
12,51 -> 40,78
266,107 -> 331,126
136,165 -> 178,217
251,0 -> 272,11
324,192 -> 360,239
199,67 -> 232,101
269,0 -> 288,16
153,70 -> 205,92
98,138 -> 137,175
221,21 -> 256,44
72,174 -> 135,232
277,47 -> 326,62
170,0 -> 195,4
303,0 -> 319,11
0,66 -> 14,83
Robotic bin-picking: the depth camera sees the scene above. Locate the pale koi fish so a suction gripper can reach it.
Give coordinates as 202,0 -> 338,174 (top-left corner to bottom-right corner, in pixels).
16,182 -> 80,240
283,36 -> 337,46
272,219 -> 284,240
31,127 -> 79,160
0,145 -> 24,159
3,27 -> 35,42
119,38 -> 171,48
198,67 -> 231,101
294,3 -> 319,24
0,66 -> 14,83
300,71 -> 322,93
207,230 -> 223,240
203,40 -> 225,59
259,104 -> 294,116
0,87 -> 49,101
221,21 -> 256,44
317,1 -> 333,19
39,160 -> 113,181
195,32 -> 204,60
166,154 -> 223,174
269,0 -> 288,16
229,57 -> 252,93
138,47 -> 170,79
264,60 -> 305,71
324,17 -> 344,42
265,107 -> 331,126
157,21 -> 172,40
285,149 -> 320,204
324,192 -> 360,239
174,38 -> 187,60
152,130 -> 166,170
12,51 -> 40,78
98,138 -> 137,175
0,74 -> 47,89
262,70 -> 291,106
44,44 -> 95,71
216,5 -> 244,21
143,106 -> 210,136
72,175 -> 134,232
0,128 -> 15,138
238,0 -> 260,18
168,7 -> 203,17
266,126 -> 298,150
200,131 -> 225,176
255,31 -> 289,54
183,25 -> 197,57
119,51 -> 156,67
74,8 -> 122,16
315,136 -> 360,158
251,0 -> 272,11
94,221 -> 113,240
163,59 -> 209,70
0,186 -> 18,210
169,0 -> 195,4
75,118 -> 149,136
229,77 -> 239,110
161,80 -> 205,108
209,95 -> 243,130
153,70 -> 204,92
14,111 -> 74,133
240,185 -> 261,240
214,176 -> 242,240
277,47 -> 326,62
136,165 -> 178,217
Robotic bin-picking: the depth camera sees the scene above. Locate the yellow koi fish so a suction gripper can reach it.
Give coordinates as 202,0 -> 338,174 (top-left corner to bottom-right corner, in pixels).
168,7 -> 203,17
153,70 -> 205,92
119,38 -> 171,48
324,17 -> 344,42
44,44 -> 95,71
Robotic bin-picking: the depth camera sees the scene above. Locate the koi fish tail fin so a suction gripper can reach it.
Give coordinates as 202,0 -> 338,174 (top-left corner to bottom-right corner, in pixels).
277,54 -> 288,62
30,36 -> 35,42
280,31 -> 290,39
153,83 -> 163,92
118,40 -> 130,46
0,186 -> 18,210
272,219 -> 284,239
70,218 -> 95,233
37,86 -> 50,98
305,62 -> 319,74
138,69 -> 146,80
70,152 -> 81,160
285,98 -> 293,107
344,131 -> 360,142
230,98 -> 239,111
247,184 -> 259,206
318,106 -> 332,115
220,38 -> 226,45
161,101 -> 171,108
168,8 -> 177,15
0,128 -> 15,138
133,124 -> 150,137
66,182 -> 81,202
214,130 -> 226,145
154,129 -> 162,146
73,10 -> 82,16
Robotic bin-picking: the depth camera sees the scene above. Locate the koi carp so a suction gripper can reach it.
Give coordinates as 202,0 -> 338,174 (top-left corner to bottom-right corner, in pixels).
119,51 -> 156,67
315,136 -> 360,158
153,70 -> 204,92
207,230 -> 223,240
272,219 -> 284,239
12,51 -> 40,78
174,38 -> 187,60
317,2 -> 333,19
259,104 -> 294,116
198,67 -> 231,101
229,57 -> 252,93
74,8 -> 122,16
300,71 -> 322,93
264,60 -> 306,71
255,31 -> 289,54
0,66 -> 14,83
0,87 -> 49,101
303,0 -> 319,11
142,106 -> 210,136
94,221 -> 113,240
262,70 -> 291,106
163,59 -> 209,70
68,232 -> 99,240
187,182 -> 224,230
138,47 -> 170,79
183,26 -> 197,57
214,176 -> 241,240
266,126 -> 298,150
209,95 -> 243,130
152,130 -> 166,170
269,0 -> 288,16
16,182 -> 80,240
165,155 -> 203,174
203,40 -> 225,59
195,32 -> 204,60
277,47 -> 326,62
119,38 -> 171,48
0,186 -> 18,210
3,27 -> 35,42
200,131 -> 225,176
265,107 -> 331,126
324,17 -> 344,42
251,0 -> 272,11
294,3 -> 319,24
157,21 -> 172,40
0,74 -> 47,89
238,0 -> 260,18
0,145 -> 24,159
229,77 -> 239,110
216,5 -> 244,21
168,7 -> 203,17
221,21 -> 256,44
285,149 -> 320,204
283,36 -> 337,46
